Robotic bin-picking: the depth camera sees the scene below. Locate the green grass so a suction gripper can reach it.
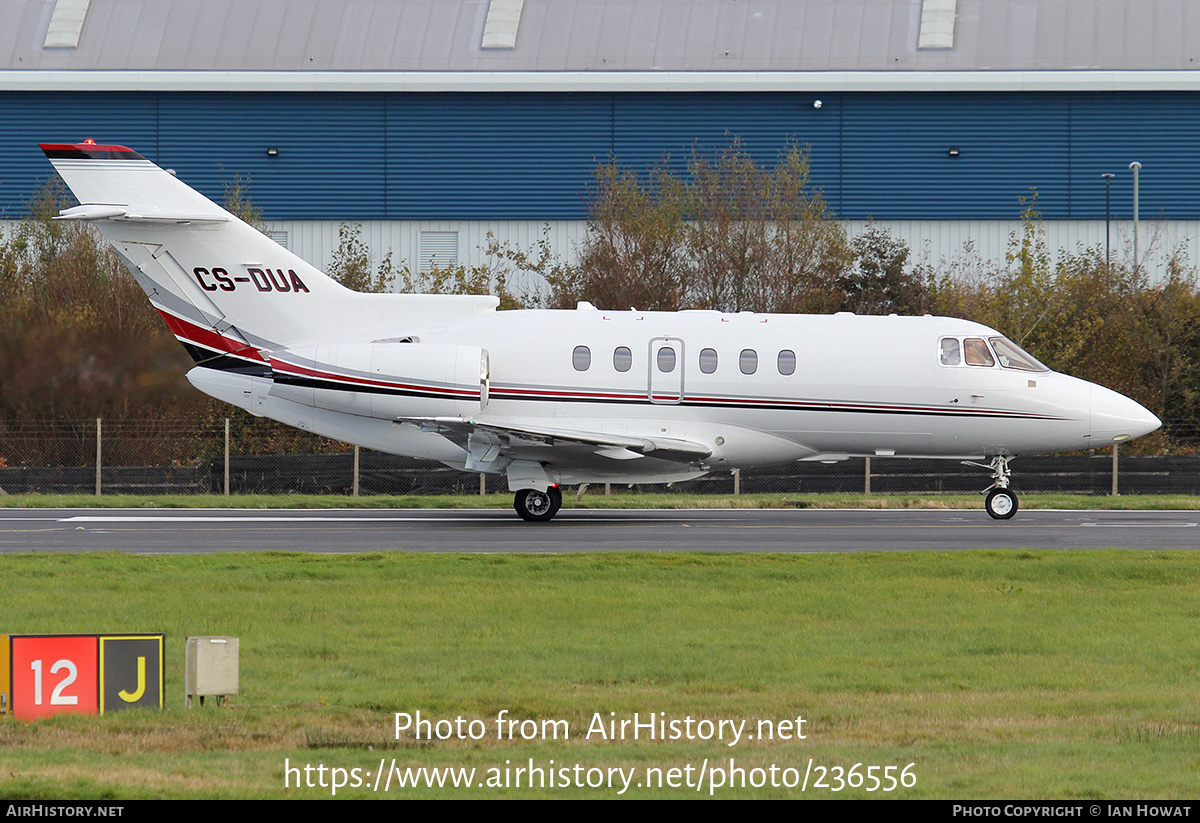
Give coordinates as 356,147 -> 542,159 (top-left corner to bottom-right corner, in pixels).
2,550 -> 1199,798
3,491 -> 1200,510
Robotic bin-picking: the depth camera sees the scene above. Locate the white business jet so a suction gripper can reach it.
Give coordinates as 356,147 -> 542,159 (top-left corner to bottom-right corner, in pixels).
42,142 -> 1161,521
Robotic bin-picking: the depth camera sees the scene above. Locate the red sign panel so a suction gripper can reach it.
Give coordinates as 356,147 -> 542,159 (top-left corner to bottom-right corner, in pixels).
10,635 -> 99,720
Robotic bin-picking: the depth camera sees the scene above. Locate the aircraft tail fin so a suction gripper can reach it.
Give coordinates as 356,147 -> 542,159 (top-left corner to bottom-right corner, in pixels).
41,142 -> 497,368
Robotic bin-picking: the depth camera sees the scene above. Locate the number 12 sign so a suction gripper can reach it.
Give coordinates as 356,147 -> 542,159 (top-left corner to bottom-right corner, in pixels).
3,634 -> 164,719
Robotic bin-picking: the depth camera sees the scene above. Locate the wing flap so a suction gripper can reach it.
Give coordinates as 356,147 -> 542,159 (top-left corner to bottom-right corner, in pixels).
404,416 -> 712,463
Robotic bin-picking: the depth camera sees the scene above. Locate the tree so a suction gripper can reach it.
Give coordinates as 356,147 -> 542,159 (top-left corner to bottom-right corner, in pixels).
222,172 -> 265,230
758,143 -> 852,314
1142,258 -> 1200,442
0,179 -> 199,423
327,223 -> 396,293
841,225 -> 925,315
686,139 -> 773,311
557,138 -> 853,313
688,139 -> 852,314
555,160 -> 689,310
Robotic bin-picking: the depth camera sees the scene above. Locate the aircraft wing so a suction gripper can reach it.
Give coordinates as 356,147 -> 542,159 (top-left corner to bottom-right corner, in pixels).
402,416 -> 712,464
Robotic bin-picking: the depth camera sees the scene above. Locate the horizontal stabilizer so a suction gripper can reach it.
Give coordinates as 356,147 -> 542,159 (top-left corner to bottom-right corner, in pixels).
54,204 -> 230,224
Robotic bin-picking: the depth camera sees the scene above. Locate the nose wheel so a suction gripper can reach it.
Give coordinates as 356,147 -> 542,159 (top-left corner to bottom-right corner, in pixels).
514,486 -> 562,522
984,487 -> 1018,519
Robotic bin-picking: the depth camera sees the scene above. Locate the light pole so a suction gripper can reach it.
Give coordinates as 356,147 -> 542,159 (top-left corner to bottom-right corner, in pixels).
1129,161 -> 1141,275
1101,172 -> 1115,274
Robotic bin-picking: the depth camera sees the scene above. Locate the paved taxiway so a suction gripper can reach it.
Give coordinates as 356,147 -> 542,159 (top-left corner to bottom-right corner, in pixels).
0,508 -> 1197,553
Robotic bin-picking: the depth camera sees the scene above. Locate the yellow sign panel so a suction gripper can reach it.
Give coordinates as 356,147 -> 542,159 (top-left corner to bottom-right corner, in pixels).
99,635 -> 164,714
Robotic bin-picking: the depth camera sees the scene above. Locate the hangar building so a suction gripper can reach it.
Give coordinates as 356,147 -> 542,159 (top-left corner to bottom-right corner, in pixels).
2,0 -> 1199,289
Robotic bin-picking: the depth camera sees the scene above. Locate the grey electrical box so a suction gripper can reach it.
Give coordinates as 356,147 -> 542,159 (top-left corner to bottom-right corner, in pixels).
185,636 -> 239,708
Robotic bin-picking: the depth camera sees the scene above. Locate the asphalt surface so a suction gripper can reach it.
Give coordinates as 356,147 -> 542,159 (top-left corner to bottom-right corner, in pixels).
0,507 -> 1197,553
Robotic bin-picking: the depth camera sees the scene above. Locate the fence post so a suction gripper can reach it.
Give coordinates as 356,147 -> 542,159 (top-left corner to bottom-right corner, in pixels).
864,457 -> 871,494
95,418 -> 102,496
1111,443 -> 1119,496
224,418 -> 230,496
479,474 -> 486,496
733,468 -> 740,496
353,445 -> 360,497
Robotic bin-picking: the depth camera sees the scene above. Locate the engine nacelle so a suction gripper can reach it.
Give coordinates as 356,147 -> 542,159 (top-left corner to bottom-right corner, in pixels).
268,343 -> 489,419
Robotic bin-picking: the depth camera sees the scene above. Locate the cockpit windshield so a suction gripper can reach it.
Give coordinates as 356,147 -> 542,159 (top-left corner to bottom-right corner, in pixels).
989,337 -> 1049,372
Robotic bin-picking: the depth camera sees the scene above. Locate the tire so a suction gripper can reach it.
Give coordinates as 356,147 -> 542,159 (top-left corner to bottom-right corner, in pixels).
985,488 -> 1018,520
515,488 -> 558,522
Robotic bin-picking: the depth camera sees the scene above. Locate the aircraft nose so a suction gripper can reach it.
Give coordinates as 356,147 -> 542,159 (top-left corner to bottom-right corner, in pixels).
1090,384 -> 1161,444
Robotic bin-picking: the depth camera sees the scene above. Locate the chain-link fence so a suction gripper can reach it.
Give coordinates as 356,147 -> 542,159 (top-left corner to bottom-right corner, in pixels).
1,418 -> 1198,497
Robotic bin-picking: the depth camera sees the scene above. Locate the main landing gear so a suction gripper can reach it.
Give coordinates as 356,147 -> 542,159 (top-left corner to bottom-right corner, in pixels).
963,455 -> 1019,520
514,486 -> 562,522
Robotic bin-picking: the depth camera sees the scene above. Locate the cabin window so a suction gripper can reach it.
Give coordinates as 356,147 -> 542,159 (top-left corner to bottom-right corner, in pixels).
939,337 -> 961,366
613,346 -> 632,372
964,338 -> 995,367
777,349 -> 796,375
572,345 -> 591,371
739,349 -> 758,375
990,337 -> 1048,372
699,348 -> 718,374
657,346 -> 677,373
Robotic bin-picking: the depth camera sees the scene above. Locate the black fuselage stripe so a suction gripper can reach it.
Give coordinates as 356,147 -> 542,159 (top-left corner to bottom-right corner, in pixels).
180,342 -> 272,376
272,373 -> 468,401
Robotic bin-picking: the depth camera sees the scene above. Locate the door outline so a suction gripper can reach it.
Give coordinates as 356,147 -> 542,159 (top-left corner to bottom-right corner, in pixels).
648,337 -> 684,404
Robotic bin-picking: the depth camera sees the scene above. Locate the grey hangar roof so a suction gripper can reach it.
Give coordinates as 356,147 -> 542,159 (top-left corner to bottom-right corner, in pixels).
4,0 -> 1200,87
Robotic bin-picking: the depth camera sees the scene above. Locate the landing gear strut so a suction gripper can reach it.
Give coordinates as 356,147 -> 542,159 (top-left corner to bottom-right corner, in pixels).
514,486 -> 562,522
963,455 -> 1019,520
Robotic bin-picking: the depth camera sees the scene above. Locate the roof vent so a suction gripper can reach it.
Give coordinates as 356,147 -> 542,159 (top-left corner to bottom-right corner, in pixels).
44,0 -> 91,49
481,0 -> 524,50
917,0 -> 957,50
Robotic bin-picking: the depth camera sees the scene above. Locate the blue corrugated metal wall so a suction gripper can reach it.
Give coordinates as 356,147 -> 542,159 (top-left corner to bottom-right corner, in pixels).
840,93 -> 1073,219
0,90 -> 1194,221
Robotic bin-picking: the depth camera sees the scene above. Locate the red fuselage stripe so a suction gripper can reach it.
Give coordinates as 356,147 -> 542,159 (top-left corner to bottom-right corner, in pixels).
156,309 -> 267,362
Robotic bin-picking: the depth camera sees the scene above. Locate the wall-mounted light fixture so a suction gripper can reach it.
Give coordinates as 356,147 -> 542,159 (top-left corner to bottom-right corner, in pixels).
266,147 -> 279,157
947,147 -> 961,158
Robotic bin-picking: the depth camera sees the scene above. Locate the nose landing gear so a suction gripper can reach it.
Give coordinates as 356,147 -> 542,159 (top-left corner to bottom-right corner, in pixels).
964,455 -> 1019,520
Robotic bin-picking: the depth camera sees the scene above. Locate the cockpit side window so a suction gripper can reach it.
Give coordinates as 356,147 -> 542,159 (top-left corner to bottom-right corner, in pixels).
963,338 -> 995,367
939,337 -> 961,366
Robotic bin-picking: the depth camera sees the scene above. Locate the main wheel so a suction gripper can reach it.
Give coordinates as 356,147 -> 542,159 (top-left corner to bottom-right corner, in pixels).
514,488 -> 559,522
985,487 -> 1018,520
